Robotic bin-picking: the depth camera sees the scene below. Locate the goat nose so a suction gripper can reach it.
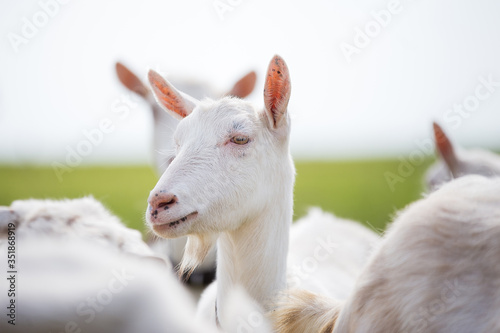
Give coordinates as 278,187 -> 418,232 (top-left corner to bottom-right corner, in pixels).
148,192 -> 178,213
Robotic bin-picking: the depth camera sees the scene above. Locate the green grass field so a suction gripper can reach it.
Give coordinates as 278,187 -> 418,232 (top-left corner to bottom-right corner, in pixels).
0,159 -> 433,234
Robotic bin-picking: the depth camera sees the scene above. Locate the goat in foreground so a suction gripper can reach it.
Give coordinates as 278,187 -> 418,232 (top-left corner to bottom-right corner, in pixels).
144,55 -> 378,330
426,122 -> 500,190
273,175 -> 500,333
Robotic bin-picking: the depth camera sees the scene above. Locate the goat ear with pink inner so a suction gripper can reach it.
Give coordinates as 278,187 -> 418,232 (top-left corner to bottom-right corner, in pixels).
115,62 -> 150,99
263,55 -> 291,130
226,71 -> 257,99
148,70 -> 198,120
433,122 -> 460,177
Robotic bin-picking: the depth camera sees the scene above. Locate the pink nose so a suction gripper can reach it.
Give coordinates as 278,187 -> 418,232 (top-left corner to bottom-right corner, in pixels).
148,192 -> 178,217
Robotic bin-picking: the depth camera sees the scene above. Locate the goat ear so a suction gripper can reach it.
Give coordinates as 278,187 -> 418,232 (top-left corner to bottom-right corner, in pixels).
115,62 -> 150,99
433,122 -> 460,178
148,70 -> 197,120
226,71 -> 257,98
264,55 -> 291,129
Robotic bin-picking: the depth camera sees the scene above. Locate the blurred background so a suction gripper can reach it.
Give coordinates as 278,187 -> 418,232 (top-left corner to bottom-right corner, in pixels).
1,0 -> 499,232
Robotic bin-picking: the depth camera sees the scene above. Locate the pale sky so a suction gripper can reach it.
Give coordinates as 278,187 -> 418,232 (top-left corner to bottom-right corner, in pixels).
1,0 -> 499,165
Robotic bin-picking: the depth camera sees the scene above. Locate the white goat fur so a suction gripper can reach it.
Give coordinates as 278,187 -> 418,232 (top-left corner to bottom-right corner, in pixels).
115,63 -> 256,271
0,197 -> 223,333
426,122 -> 500,191
115,62 -> 256,176
144,56 -> 379,330
1,197 -> 162,263
274,175 -> 500,333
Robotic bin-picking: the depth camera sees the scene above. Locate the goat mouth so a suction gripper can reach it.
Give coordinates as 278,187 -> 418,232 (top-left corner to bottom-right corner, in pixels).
153,212 -> 198,229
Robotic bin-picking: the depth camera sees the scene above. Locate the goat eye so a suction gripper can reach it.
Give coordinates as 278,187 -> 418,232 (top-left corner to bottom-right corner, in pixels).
231,136 -> 249,145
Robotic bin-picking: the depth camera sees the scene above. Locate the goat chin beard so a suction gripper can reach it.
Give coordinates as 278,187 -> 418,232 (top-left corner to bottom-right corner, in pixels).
179,233 -> 218,279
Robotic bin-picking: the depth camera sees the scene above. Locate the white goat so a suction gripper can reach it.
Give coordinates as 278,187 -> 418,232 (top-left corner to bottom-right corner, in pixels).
115,62 -> 257,176
426,122 -> 500,191
273,175 -> 500,333
144,55 -> 378,330
0,197 -> 267,333
115,62 -> 256,281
